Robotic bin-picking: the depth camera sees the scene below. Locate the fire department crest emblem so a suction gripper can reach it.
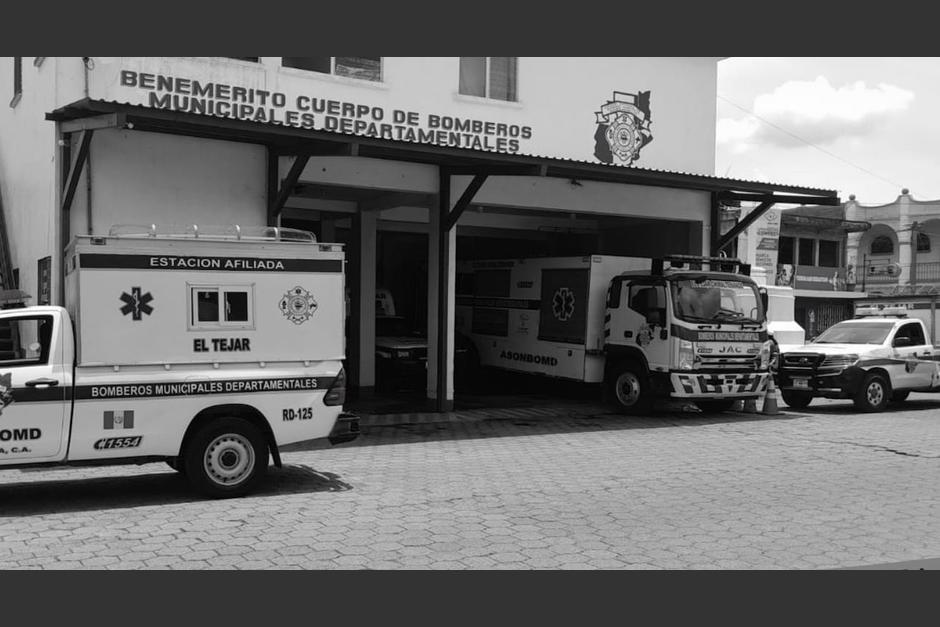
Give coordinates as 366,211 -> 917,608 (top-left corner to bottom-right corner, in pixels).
593,90 -> 653,166
0,372 -> 14,416
280,286 -> 318,325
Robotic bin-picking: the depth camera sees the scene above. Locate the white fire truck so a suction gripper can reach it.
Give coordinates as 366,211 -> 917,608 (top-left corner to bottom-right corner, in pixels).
455,254 -> 774,413
0,225 -> 358,498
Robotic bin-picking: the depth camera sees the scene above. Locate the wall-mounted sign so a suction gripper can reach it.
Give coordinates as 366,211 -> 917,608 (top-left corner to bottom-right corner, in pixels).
37,256 -> 51,305
744,208 -> 781,278
776,264 -> 847,291
593,90 -> 653,166
120,70 -> 534,154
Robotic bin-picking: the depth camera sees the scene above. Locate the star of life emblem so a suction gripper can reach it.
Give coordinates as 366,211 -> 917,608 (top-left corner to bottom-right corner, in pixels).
552,287 -> 576,322
119,287 -> 154,321
280,286 -> 318,325
594,90 -> 653,166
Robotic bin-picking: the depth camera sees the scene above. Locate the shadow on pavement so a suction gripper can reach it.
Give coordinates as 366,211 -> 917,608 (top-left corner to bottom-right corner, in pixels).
792,397 -> 940,416
326,405 -> 805,450
0,463 -> 352,517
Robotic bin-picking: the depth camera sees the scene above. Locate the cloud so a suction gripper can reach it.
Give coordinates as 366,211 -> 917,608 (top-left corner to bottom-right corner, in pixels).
718,76 -> 914,151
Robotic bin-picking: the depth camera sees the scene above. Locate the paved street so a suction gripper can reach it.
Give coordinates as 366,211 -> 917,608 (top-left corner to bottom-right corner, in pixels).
2,394 -> 940,569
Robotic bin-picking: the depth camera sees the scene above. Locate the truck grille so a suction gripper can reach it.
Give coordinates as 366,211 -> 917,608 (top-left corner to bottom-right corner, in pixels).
781,352 -> 824,370
697,355 -> 757,370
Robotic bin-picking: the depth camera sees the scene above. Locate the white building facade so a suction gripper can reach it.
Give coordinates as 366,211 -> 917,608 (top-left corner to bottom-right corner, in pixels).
0,56 -> 837,409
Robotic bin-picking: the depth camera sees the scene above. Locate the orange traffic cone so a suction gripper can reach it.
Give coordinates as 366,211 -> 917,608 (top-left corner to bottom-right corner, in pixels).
742,397 -> 758,413
762,375 -> 782,416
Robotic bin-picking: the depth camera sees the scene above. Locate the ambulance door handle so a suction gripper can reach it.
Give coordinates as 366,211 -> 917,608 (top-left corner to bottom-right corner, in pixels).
26,378 -> 59,387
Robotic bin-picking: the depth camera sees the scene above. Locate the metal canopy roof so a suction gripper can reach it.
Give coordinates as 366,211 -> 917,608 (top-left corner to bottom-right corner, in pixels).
46,98 -> 840,202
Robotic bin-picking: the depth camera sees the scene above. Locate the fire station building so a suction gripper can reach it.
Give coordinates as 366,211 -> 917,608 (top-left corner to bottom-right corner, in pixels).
0,57 -> 838,409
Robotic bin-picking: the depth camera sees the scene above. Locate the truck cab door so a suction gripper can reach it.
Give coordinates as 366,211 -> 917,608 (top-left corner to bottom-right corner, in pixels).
890,321 -> 933,390
622,281 -> 670,371
0,312 -> 70,464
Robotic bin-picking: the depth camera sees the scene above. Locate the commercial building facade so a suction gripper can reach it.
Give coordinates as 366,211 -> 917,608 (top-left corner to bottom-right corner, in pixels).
1,57 -> 837,409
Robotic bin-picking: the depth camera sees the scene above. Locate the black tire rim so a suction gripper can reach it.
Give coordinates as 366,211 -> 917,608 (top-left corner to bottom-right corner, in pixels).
615,371 -> 641,407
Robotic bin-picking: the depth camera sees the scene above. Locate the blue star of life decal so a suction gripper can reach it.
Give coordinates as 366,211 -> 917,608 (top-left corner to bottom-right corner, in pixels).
119,287 -> 154,321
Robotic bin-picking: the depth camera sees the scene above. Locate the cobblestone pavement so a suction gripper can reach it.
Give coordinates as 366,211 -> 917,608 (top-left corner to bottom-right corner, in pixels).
2,394 -> 940,570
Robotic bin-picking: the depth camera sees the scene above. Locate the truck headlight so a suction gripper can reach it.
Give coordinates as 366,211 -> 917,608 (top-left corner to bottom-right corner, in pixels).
678,339 -> 695,370
758,341 -> 772,370
821,353 -> 860,368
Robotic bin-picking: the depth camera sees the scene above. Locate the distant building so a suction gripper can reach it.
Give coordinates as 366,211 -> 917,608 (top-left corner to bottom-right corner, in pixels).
845,189 -> 940,296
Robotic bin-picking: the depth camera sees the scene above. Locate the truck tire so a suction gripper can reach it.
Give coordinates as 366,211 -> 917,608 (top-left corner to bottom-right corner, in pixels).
693,399 -> 736,413
891,390 -> 911,403
184,417 -> 269,498
853,373 -> 890,413
781,390 -> 813,409
166,459 -> 186,476
606,361 -> 651,414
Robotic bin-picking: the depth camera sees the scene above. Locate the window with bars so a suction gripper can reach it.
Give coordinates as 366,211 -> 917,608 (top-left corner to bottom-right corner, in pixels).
778,236 -> 795,265
797,238 -> 816,266
818,240 -> 839,267
917,232 -> 931,252
459,57 -> 517,102
282,57 -> 382,82
870,235 -> 894,255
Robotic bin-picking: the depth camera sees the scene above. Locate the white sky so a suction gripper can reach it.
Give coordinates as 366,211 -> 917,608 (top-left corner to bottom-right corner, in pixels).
716,58 -> 940,205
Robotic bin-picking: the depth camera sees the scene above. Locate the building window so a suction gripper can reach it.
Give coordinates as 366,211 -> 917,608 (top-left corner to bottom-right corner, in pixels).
798,238 -> 815,266
778,236 -> 795,265
871,235 -> 894,255
818,240 -> 839,268
189,285 -> 254,329
10,57 -> 22,107
459,57 -> 518,102
282,57 -> 382,82
917,232 -> 931,253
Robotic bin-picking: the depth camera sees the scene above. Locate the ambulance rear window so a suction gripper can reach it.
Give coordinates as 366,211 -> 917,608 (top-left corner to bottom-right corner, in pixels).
189,285 -> 254,329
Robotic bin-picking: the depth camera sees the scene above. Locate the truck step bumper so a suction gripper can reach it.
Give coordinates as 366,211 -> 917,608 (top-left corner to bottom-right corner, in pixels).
670,372 -> 769,398
328,412 -> 360,445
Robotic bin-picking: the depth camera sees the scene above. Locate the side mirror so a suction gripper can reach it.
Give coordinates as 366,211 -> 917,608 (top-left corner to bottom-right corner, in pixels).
893,336 -> 913,348
758,288 -> 768,318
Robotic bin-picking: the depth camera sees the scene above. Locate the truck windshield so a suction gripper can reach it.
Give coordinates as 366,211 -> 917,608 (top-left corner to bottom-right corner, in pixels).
813,321 -> 894,344
670,277 -> 762,324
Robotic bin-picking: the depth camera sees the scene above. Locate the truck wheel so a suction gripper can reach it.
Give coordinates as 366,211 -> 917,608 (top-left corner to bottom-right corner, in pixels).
693,399 -> 736,413
891,390 -> 911,403
781,390 -> 813,409
606,362 -> 651,414
853,374 -> 890,413
184,417 -> 268,498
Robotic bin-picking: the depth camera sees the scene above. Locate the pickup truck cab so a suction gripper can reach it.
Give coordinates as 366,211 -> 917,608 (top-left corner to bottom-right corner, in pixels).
776,306 -> 940,411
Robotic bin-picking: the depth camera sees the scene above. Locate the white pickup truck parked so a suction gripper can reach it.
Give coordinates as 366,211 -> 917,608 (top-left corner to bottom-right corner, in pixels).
776,306 -> 940,411
0,225 -> 358,498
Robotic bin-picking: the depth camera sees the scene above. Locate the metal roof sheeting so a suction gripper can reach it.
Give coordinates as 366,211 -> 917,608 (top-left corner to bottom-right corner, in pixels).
47,98 -> 839,199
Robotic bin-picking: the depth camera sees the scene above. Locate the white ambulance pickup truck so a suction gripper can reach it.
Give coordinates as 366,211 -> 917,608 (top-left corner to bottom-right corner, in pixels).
776,306 -> 940,412
0,225 -> 358,498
